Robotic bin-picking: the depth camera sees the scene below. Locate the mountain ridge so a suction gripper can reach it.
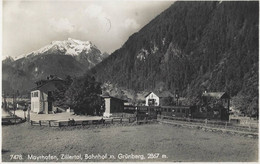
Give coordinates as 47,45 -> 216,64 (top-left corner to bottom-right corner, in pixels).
13,38 -> 108,61
2,38 -> 109,95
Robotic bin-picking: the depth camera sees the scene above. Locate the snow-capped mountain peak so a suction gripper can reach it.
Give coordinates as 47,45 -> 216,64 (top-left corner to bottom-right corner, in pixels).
15,38 -> 100,60
36,38 -> 97,56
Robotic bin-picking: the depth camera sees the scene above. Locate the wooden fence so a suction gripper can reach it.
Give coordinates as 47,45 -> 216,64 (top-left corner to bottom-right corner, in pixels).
158,115 -> 258,132
110,113 -> 136,118
30,117 -> 138,127
2,117 -> 24,125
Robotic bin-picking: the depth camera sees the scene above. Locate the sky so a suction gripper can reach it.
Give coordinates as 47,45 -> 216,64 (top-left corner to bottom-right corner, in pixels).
3,0 -> 174,59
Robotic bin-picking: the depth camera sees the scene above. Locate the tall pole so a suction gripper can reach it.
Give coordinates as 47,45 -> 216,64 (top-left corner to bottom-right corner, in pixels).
2,91 -> 7,110
4,94 -> 7,110
13,93 -> 16,124
175,89 -> 179,106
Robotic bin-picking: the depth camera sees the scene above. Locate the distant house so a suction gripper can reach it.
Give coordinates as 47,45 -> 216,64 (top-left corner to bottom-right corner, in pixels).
199,91 -> 230,120
145,91 -> 174,106
102,95 -> 127,117
202,92 -> 230,106
31,75 -> 64,114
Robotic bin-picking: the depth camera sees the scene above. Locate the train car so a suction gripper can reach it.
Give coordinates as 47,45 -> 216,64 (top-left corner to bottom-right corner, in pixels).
123,105 -> 136,114
160,106 -> 191,118
123,105 -> 159,119
124,104 -> 228,121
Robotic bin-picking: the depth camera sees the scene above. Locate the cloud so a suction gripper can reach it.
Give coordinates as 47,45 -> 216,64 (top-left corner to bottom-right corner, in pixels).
3,1 -> 35,23
83,4 -> 112,32
85,4 -> 103,18
49,18 -> 75,33
123,18 -> 140,30
3,1 -> 173,57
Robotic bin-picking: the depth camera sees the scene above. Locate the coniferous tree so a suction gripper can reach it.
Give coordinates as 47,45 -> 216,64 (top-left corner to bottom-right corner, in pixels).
53,75 -> 73,109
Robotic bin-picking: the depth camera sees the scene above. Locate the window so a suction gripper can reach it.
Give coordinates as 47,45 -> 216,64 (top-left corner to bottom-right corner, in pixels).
34,92 -> 38,97
148,99 -> 156,106
31,93 -> 34,98
177,109 -> 180,113
48,91 -> 52,97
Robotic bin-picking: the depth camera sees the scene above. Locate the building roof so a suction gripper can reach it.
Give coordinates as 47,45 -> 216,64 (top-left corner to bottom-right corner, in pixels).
35,76 -> 63,86
31,76 -> 64,91
101,95 -> 128,102
145,91 -> 174,98
202,92 -> 229,99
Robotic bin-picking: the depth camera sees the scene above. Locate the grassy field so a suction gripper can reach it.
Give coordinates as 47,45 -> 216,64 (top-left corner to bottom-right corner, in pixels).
2,122 -> 258,162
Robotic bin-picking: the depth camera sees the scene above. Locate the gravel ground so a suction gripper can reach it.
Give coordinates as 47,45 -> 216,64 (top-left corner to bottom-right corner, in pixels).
10,110 -> 102,121
2,122 -> 258,162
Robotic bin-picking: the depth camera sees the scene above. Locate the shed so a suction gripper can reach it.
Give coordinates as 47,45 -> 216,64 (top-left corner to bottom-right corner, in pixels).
102,95 -> 127,118
201,91 -> 230,121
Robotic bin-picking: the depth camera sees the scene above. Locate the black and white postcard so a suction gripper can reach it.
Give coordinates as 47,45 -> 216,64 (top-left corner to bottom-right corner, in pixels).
1,0 -> 259,162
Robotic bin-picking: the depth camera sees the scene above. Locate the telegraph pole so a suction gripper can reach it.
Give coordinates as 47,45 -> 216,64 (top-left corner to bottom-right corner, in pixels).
13,92 -> 16,124
13,90 -> 19,124
175,89 -> 179,106
2,91 -> 7,111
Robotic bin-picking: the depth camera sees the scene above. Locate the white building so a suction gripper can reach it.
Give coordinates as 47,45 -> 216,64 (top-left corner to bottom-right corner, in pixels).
31,90 -> 51,114
145,91 -> 174,106
145,92 -> 160,106
31,75 -> 64,114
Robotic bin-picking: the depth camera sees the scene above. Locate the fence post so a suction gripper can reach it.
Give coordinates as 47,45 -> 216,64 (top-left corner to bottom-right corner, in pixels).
225,121 -> 227,129
120,118 -> 122,123
39,121 -> 41,126
31,120 -> 33,125
129,118 -> 131,123
111,119 -> 113,124
58,122 -> 60,127
49,121 -> 51,127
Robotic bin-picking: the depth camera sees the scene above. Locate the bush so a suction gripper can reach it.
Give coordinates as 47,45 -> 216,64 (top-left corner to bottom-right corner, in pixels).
65,75 -> 104,115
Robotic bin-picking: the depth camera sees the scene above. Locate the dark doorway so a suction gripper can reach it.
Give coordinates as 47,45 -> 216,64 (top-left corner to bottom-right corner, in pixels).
48,91 -> 53,112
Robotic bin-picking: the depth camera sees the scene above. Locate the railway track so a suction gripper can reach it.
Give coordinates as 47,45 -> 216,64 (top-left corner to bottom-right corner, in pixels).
158,118 -> 258,136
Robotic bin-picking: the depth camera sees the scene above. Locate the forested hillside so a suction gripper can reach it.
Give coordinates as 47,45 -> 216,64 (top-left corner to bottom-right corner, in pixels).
89,1 -> 258,115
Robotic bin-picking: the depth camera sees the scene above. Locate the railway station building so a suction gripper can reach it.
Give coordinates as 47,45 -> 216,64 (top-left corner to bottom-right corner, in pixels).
31,75 -> 65,114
